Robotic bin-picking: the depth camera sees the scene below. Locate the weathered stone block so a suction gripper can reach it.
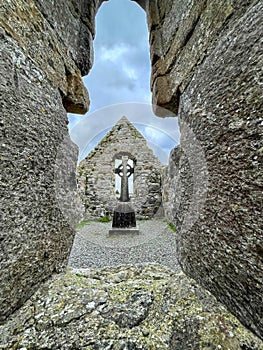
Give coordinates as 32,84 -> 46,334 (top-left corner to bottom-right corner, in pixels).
158,0 -> 263,339
0,31 -> 78,321
0,0 -> 97,322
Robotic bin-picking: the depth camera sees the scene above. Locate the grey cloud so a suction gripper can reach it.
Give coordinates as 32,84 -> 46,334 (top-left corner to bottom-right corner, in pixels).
81,0 -> 151,112
95,0 -> 148,47
83,42 -> 150,111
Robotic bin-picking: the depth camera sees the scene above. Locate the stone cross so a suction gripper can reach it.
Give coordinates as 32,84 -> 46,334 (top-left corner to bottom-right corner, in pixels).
115,156 -> 134,202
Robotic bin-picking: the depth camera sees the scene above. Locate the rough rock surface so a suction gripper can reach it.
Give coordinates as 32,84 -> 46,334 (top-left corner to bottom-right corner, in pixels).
152,0 -> 263,339
78,116 -> 163,219
1,264 -> 263,350
0,0 -> 101,322
148,0 -> 257,115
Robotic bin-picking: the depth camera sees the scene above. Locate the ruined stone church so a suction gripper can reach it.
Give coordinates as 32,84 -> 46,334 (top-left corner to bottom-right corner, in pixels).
1,0 -> 262,346
78,116 -> 163,218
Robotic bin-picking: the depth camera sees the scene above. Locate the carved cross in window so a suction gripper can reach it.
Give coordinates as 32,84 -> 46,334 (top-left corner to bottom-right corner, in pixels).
115,156 -> 134,202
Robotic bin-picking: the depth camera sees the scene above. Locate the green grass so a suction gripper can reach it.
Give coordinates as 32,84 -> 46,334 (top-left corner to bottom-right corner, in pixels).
75,273 -> 83,278
167,222 -> 176,232
77,216 -> 111,229
97,215 -> 111,223
76,219 -> 90,229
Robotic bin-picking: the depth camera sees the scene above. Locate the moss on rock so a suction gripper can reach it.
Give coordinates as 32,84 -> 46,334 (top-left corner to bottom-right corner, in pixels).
0,264 -> 262,349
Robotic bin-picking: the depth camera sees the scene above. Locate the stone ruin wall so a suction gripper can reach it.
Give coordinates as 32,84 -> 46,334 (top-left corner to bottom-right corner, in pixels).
0,0 -> 262,340
78,118 -> 163,219
0,0 -> 102,323
150,0 -> 263,339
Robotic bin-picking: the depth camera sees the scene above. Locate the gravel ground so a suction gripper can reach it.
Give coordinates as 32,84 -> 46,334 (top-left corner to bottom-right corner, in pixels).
68,219 -> 181,272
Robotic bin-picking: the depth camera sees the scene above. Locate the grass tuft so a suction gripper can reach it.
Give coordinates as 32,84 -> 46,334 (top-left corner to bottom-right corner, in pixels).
97,215 -> 111,223
76,220 -> 90,229
168,222 -> 176,232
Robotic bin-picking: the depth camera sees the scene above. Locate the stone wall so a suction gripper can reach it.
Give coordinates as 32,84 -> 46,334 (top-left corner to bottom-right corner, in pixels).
162,147 -> 180,223
150,0 -> 263,339
78,116 -> 163,218
0,0 -> 102,322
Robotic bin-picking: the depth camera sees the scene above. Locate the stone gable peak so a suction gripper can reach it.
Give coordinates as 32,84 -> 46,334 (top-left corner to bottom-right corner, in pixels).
80,115 -> 162,168
113,116 -> 144,137
94,116 -> 146,149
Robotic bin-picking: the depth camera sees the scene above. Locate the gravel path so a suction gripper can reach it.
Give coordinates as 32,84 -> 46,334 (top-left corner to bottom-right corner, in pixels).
68,219 -> 181,272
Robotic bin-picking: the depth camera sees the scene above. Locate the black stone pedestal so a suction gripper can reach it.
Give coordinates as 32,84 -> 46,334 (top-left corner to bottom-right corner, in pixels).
109,202 -> 139,235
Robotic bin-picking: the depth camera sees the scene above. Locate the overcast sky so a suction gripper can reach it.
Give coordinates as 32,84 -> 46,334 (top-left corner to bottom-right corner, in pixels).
68,0 -> 179,164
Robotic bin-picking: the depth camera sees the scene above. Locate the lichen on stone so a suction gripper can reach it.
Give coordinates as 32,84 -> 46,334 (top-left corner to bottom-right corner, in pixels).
1,264 -> 262,349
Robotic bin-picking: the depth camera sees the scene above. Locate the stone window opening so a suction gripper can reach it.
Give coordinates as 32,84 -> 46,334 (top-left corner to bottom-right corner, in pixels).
114,158 -> 134,198
113,151 -> 137,199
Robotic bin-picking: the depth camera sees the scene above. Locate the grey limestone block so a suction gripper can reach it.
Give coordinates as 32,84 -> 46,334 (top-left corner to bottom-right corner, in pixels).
0,29 -> 78,322
155,0 -> 263,339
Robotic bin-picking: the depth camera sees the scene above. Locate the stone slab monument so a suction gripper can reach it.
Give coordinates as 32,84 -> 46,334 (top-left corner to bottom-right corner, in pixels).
109,156 -> 139,235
